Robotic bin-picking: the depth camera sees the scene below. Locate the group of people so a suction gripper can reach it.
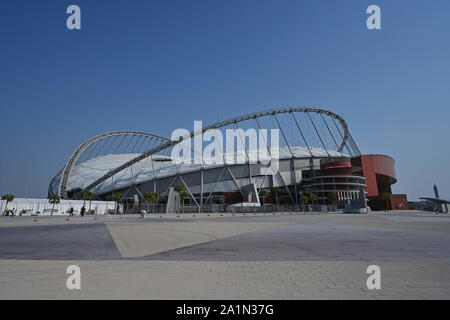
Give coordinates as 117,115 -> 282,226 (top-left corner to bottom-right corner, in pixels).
75,206 -> 87,217
68,206 -> 86,217
4,208 -> 17,216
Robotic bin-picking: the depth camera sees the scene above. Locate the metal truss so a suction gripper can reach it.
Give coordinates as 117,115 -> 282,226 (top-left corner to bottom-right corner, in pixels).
57,107 -> 361,202
58,131 -> 171,198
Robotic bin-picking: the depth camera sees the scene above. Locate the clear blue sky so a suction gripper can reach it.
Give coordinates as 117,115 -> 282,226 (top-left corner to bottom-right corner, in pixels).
1,0 -> 449,201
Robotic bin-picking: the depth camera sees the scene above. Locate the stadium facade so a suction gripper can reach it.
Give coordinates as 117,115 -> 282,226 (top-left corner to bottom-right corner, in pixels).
48,107 -> 406,212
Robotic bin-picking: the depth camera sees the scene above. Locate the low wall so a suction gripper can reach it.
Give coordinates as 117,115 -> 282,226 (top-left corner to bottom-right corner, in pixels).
0,198 -> 118,216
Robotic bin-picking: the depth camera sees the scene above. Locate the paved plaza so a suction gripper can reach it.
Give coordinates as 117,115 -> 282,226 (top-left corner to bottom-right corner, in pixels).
0,210 -> 449,299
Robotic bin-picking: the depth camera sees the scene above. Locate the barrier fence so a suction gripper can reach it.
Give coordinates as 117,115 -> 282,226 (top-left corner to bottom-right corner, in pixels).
128,203 -> 338,214
0,198 -> 117,216
0,199 -> 338,216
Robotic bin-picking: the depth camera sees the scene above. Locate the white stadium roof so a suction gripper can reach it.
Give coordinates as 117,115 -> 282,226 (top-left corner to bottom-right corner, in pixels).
66,146 -> 346,195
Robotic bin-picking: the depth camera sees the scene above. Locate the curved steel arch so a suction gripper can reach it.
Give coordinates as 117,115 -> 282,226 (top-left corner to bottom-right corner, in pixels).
58,131 -> 171,198
81,106 -> 361,194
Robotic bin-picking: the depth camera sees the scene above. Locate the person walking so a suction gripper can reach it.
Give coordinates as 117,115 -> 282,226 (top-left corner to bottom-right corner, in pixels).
69,207 -> 74,217
80,206 -> 85,217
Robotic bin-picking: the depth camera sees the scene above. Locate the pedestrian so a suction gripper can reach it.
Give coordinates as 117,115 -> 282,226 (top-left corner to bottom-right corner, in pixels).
11,208 -> 16,217
435,206 -> 439,215
140,208 -> 146,218
80,206 -> 85,217
69,207 -> 74,217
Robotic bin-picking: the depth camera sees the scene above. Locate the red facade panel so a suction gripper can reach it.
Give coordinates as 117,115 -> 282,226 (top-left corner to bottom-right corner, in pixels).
390,194 -> 409,210
320,160 -> 352,175
352,155 -> 397,197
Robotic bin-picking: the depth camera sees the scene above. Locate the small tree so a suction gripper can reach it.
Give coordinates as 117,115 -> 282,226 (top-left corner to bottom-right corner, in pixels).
80,189 -> 91,209
89,191 -> 96,214
144,192 -> 160,214
299,194 -> 309,212
111,192 -> 123,215
309,193 -> 317,211
152,193 -> 160,214
271,187 -> 282,211
174,185 -> 186,193
174,185 -> 186,214
144,192 -> 152,212
327,192 -> 337,206
81,190 -> 96,214
1,194 -> 15,216
48,195 -> 61,216
180,191 -> 189,214
382,192 -> 392,212
259,189 -> 269,206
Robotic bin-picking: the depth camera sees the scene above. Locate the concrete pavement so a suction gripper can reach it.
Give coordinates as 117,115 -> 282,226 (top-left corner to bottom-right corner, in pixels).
0,210 -> 449,299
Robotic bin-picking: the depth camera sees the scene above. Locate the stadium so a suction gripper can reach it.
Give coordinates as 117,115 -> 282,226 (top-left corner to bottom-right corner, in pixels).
48,107 -> 406,213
